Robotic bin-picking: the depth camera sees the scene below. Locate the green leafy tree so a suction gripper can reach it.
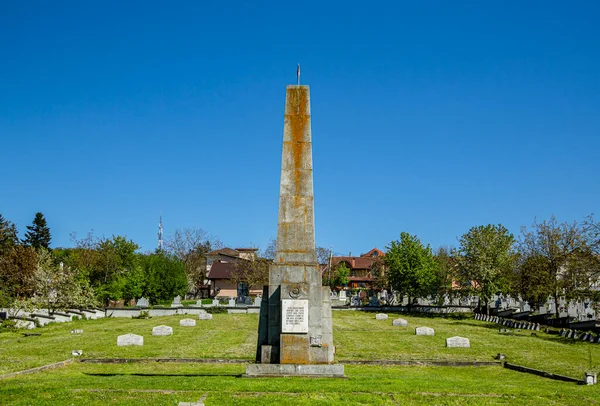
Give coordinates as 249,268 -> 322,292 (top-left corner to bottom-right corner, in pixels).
433,246 -> 458,304
384,232 -> 439,309
0,214 -> 19,255
333,262 -> 350,287
142,251 -> 187,303
457,224 -> 515,314
22,212 -> 52,250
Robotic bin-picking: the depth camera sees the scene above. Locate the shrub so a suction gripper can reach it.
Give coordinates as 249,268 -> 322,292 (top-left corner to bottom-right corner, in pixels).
206,307 -> 227,314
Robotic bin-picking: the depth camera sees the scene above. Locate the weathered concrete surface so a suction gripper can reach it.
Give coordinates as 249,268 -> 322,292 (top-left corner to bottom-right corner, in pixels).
253,85 -> 339,372
244,363 -> 345,378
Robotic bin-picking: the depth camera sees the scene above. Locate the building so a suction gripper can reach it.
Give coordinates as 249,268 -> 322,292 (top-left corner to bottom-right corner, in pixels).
329,248 -> 386,290
206,247 -> 263,298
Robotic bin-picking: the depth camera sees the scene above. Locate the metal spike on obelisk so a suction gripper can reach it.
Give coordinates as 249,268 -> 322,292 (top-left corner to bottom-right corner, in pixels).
245,70 -> 345,378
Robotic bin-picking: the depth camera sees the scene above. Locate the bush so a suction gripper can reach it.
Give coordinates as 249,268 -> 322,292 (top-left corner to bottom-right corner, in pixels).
206,307 -> 228,314
132,310 -> 150,319
0,319 -> 18,331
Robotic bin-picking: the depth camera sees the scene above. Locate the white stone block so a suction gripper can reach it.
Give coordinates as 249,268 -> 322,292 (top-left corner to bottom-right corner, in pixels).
446,336 -> 470,348
415,326 -> 434,336
375,313 -> 388,320
392,318 -> 408,326
199,313 -> 213,320
152,325 -> 173,336
117,333 -> 143,346
180,318 -> 196,327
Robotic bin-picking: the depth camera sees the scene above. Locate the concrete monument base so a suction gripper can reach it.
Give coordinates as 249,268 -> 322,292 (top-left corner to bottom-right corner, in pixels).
244,363 -> 345,378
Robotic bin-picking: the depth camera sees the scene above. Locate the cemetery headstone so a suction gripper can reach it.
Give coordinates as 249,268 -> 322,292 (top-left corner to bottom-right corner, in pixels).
375,313 -> 388,320
228,298 -> 236,307
117,333 -> 143,346
212,299 -> 219,306
180,319 -> 196,327
171,296 -> 183,308
199,313 -> 213,320
71,329 -> 83,334
392,318 -> 408,326
350,296 -> 360,307
152,325 -> 173,336
415,327 -> 434,336
446,336 -> 470,348
137,297 -> 149,308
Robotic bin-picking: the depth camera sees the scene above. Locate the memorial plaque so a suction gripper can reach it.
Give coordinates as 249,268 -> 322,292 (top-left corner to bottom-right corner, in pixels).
282,299 -> 308,333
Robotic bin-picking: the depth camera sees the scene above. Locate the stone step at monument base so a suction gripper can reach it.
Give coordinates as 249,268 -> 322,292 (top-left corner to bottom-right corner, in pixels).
244,363 -> 345,378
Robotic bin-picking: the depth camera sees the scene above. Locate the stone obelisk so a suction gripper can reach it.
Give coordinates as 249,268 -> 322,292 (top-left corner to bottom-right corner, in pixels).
246,83 -> 344,377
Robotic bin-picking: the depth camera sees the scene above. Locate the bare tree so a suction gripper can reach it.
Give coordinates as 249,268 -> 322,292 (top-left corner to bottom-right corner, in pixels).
517,216 -> 592,315
164,228 -> 223,297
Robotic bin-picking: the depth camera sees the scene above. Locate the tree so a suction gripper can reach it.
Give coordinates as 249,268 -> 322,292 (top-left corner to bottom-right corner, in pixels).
142,251 -> 187,303
165,227 -> 222,297
332,262 -> 350,288
230,257 -> 270,296
457,224 -> 515,314
0,245 -> 38,299
0,214 -> 19,255
518,216 -> 597,312
384,232 -> 439,309
433,246 -> 458,304
316,246 -> 332,265
262,237 -> 277,260
32,249 -> 98,312
22,212 -> 52,250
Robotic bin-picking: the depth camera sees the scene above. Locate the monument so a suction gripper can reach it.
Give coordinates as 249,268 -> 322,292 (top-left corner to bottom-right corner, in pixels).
245,76 -> 344,377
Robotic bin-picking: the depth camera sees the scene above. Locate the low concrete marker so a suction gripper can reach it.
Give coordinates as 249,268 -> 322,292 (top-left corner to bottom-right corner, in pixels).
446,336 -> 470,348
117,333 -> 143,346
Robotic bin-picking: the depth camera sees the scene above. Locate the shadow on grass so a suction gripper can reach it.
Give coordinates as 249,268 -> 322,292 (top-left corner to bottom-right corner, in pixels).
85,372 -> 242,377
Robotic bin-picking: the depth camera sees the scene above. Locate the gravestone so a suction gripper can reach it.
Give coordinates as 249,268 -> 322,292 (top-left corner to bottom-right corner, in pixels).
392,318 -> 408,327
350,296 -> 360,306
523,301 -> 530,312
152,325 -> 173,336
137,297 -> 149,308
254,296 -> 262,306
446,336 -> 470,348
375,313 -> 388,320
415,327 -> 434,336
171,296 -> 183,308
212,299 -> 219,306
228,298 -> 236,307
199,313 -> 213,320
196,300 -> 203,306
180,319 -> 196,327
248,82 -> 343,378
117,333 -> 143,346
71,329 -> 83,334
568,302 -> 578,318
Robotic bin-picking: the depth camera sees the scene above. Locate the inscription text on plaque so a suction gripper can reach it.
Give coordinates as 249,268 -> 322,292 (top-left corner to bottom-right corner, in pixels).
281,299 -> 309,333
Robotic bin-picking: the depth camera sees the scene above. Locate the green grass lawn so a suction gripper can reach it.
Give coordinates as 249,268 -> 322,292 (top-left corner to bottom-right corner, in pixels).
1,311 -> 599,405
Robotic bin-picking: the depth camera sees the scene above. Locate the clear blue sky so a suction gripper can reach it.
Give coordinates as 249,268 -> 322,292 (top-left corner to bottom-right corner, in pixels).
1,1 -> 599,255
